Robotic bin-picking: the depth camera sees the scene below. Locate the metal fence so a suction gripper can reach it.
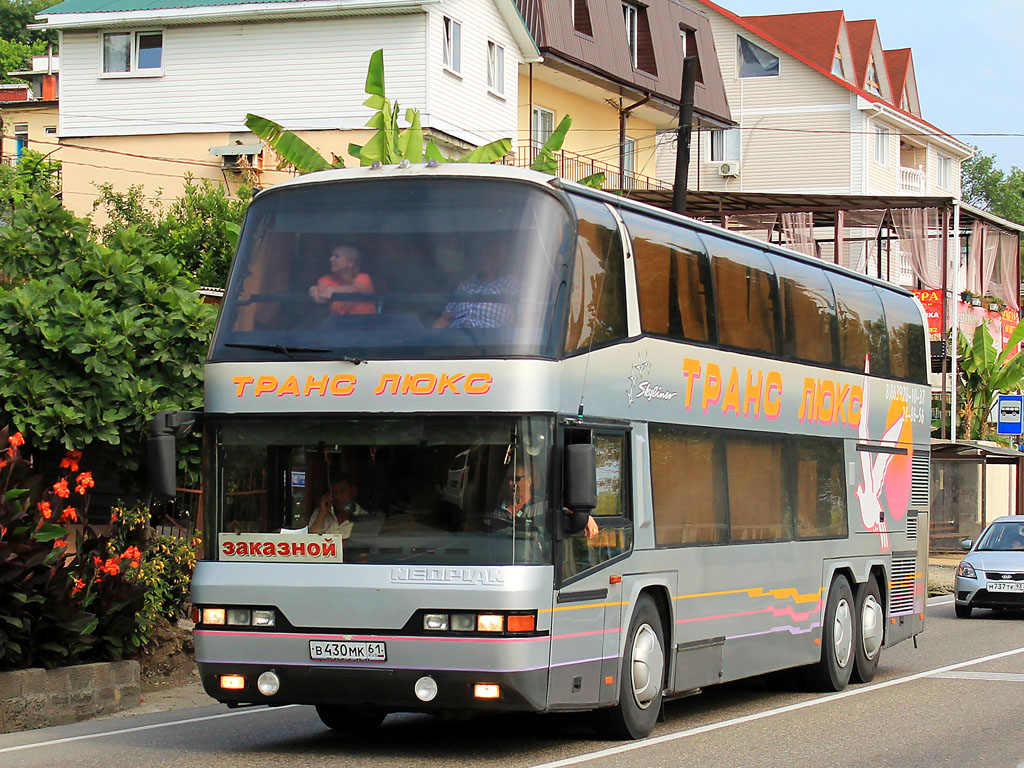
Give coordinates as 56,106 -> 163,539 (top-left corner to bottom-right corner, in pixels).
500,143 -> 672,192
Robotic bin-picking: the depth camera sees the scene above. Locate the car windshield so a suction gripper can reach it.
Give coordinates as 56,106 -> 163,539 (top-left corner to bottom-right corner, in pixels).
975,521 -> 1024,551
207,415 -> 555,566
210,177 -> 575,361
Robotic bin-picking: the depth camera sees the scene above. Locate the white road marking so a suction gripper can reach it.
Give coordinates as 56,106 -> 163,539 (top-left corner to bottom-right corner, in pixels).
0,705 -> 298,754
930,671 -> 1024,682
927,596 -> 954,606
526,645 -> 1024,768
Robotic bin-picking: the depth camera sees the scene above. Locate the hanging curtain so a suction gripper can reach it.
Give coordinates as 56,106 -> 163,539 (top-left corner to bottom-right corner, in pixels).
991,231 -> 1021,311
780,212 -> 816,257
892,207 -> 941,289
841,210 -> 887,277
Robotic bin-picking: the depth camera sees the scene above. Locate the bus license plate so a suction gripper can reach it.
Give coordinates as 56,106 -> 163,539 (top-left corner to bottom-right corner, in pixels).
986,581 -> 1024,593
309,640 -> 387,662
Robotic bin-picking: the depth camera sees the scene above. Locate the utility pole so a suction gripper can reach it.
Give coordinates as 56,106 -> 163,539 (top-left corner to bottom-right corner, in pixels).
672,56 -> 697,215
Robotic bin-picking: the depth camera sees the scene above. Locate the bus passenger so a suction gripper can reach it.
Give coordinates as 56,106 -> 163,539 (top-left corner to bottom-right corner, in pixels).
433,243 -> 515,328
309,475 -> 375,538
309,245 -> 376,315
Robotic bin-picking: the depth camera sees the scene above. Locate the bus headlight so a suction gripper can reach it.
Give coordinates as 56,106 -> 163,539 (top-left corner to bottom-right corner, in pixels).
252,610 -> 276,627
424,613 -> 449,631
414,676 -> 438,701
227,609 -> 251,626
202,608 -> 226,625
257,671 -> 280,696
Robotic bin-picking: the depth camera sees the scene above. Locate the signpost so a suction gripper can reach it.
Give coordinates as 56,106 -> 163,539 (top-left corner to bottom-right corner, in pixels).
996,394 -> 1023,436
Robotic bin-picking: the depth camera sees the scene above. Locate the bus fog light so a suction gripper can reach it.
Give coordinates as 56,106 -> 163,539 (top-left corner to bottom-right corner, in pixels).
226,609 -> 251,626
423,613 -> 449,631
451,613 -> 475,632
414,676 -> 438,702
252,610 -> 275,627
257,671 -> 280,696
474,683 -> 500,699
203,608 -> 226,626
220,674 -> 245,690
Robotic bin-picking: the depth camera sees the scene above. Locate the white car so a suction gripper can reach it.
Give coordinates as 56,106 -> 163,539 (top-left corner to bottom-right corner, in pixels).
953,515 -> 1024,618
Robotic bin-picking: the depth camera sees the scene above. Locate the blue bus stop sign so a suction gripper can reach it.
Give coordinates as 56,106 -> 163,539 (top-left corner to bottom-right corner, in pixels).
997,394 -> 1023,435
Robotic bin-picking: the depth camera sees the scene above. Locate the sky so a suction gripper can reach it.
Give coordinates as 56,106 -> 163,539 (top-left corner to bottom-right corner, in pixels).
712,0 -> 1024,173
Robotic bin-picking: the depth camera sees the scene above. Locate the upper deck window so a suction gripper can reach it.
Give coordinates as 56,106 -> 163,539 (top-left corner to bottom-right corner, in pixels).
827,272 -> 889,376
212,178 -> 575,362
703,234 -> 779,355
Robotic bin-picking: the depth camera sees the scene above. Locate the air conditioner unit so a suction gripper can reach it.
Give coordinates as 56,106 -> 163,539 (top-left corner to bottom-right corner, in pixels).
718,161 -> 740,177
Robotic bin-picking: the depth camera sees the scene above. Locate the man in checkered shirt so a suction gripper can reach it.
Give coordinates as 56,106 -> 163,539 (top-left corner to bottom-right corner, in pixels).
434,244 -> 515,328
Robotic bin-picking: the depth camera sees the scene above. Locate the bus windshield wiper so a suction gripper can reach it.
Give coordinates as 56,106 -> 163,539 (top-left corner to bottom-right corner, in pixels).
224,343 -> 332,357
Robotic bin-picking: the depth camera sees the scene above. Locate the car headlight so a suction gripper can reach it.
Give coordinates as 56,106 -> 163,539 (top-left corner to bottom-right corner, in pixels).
957,561 -> 977,579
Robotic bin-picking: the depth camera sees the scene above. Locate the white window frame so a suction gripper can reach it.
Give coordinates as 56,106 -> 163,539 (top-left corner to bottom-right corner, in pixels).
44,126 -> 57,135
865,58 -> 881,96
936,154 -> 952,190
487,40 -> 505,97
622,3 -> 638,68
532,105 -> 555,157
442,16 -> 462,75
710,128 -> 741,162
873,125 -> 889,166
831,46 -> 844,78
100,29 -> 164,78
622,136 -> 637,189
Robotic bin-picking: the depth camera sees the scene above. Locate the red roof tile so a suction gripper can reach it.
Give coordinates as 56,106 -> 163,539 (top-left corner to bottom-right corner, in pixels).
741,10 -> 844,73
884,48 -> 912,109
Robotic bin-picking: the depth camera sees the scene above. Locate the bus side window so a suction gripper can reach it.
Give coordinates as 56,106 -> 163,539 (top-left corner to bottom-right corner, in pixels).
561,432 -> 632,581
792,437 -> 847,539
724,434 -> 790,542
563,196 -> 628,355
700,235 -> 780,356
770,254 -> 839,366
624,211 -> 713,344
649,425 -> 727,546
879,291 -> 928,383
828,273 -> 890,376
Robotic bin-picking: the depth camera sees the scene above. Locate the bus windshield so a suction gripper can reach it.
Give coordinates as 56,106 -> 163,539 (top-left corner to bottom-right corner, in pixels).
209,415 -> 556,566
210,177 -> 575,361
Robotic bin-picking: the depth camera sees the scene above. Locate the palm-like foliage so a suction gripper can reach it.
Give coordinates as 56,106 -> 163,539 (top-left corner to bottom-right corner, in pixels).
956,320 -> 1024,439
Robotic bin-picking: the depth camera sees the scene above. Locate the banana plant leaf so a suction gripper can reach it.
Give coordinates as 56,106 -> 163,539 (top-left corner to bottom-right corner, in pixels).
244,114 -> 335,173
457,138 -> 513,164
530,115 -> 572,175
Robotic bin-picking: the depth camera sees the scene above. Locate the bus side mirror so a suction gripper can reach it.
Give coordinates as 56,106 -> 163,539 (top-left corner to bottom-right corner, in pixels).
564,443 -> 596,534
148,411 -> 200,499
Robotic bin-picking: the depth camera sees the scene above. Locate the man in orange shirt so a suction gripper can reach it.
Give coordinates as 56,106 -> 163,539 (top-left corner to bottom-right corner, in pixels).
309,245 -> 375,315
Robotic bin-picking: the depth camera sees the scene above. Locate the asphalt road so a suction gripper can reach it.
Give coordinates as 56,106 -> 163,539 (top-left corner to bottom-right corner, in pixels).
2,597 -> 1022,768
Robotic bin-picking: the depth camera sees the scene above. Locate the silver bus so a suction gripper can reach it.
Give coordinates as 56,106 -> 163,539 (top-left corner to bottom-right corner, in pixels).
153,163 -> 930,739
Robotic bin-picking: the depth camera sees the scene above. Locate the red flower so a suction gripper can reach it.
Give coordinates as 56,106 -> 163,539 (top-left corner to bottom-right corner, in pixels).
0,460 -> 7,469
122,545 -> 142,561
71,577 -> 85,595
100,557 -> 120,576
92,555 -> 102,568
60,507 -> 78,524
52,479 -> 70,499
8,432 -> 24,449
110,511 -> 119,524
53,539 -> 68,548
37,500 -> 52,519
60,450 -> 82,472
75,472 -> 95,495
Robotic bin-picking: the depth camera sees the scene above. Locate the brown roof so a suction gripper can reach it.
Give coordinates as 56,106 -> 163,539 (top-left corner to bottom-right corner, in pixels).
844,19 -> 884,92
884,48 -> 912,109
513,0 -> 732,125
741,10 -> 844,72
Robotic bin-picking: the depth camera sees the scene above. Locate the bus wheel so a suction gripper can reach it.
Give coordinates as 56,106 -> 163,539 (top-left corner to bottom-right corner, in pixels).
801,574 -> 854,692
595,593 -> 665,740
851,577 -> 883,683
315,704 -> 386,733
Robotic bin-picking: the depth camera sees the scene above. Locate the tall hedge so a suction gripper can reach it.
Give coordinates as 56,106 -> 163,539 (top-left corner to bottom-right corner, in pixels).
0,193 -> 216,488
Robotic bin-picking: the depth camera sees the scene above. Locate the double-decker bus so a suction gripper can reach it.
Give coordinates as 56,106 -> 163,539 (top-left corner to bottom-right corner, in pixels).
152,163 -> 930,740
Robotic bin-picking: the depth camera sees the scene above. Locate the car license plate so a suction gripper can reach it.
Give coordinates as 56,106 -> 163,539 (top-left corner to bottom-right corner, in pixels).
309,640 -> 387,662
986,581 -> 1024,593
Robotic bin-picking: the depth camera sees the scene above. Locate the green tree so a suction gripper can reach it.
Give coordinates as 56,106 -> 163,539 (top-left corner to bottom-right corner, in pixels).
0,193 -> 216,487
956,321 -> 1024,439
961,148 -> 1024,225
0,36 -> 42,82
0,0 -> 54,44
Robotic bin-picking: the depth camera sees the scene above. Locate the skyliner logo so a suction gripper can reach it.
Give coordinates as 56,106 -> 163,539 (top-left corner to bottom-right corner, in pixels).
391,567 -> 505,586
626,355 -> 679,405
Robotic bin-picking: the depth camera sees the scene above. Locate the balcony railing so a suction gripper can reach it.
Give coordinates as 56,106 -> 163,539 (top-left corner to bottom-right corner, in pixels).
900,166 -> 925,194
501,142 -> 673,192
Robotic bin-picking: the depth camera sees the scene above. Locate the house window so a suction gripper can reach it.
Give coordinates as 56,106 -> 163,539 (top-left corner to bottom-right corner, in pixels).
831,46 -> 844,78
442,17 -> 461,74
710,128 -> 741,162
623,3 -> 638,68
573,0 -> 593,36
532,106 -> 554,157
44,126 -> 57,135
14,123 -> 28,158
937,154 -> 952,190
873,125 -> 889,165
681,27 -> 703,83
487,41 -> 505,96
737,37 -> 779,78
865,58 -> 881,96
622,136 -> 636,189
102,30 -> 163,74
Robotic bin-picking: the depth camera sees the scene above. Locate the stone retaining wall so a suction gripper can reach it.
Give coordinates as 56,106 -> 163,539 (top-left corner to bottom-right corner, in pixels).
0,660 -> 139,733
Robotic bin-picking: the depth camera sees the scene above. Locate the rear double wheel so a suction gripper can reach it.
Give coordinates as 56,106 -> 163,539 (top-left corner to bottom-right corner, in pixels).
595,593 -> 665,740
801,574 -> 855,691
851,576 -> 884,683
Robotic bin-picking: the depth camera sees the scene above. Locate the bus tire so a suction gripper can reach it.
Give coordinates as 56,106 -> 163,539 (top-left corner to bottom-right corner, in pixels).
595,593 -> 665,740
850,576 -> 883,683
801,574 -> 855,692
315,704 -> 386,733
